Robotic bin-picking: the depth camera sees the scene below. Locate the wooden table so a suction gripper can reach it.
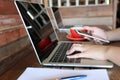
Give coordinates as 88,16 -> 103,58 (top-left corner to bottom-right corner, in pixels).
0,32 -> 120,80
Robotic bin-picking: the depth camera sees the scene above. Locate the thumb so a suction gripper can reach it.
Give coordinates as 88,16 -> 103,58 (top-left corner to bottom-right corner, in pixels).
83,26 -> 94,31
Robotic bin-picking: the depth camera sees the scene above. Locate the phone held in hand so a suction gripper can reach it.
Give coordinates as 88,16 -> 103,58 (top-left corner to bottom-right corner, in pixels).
75,29 -> 110,43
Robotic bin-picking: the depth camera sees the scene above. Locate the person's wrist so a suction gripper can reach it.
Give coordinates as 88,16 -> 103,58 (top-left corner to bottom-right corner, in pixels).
105,31 -> 109,41
104,46 -> 111,60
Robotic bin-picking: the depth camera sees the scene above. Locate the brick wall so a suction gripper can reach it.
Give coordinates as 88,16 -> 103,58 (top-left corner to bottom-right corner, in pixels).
0,0 -> 35,15
0,25 -> 27,47
0,14 -> 27,47
0,1 -> 28,47
0,0 -> 41,75
0,15 -> 22,27
0,0 -> 29,59
0,0 -> 41,47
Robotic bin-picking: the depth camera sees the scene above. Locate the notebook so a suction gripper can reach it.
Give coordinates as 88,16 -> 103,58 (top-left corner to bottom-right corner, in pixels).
14,0 -> 113,68
51,6 -> 74,34
17,67 -> 110,80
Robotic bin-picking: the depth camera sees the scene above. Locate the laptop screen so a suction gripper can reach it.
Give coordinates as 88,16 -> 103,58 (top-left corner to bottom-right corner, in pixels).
15,1 -> 58,62
51,7 -> 64,28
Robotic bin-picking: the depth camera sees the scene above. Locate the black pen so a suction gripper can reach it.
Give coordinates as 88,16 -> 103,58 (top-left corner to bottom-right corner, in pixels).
54,75 -> 87,80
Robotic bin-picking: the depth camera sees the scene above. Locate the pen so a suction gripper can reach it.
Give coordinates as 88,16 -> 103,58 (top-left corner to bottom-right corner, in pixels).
55,75 -> 87,80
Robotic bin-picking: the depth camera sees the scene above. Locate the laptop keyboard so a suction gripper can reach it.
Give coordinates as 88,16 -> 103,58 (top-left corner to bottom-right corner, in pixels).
50,43 -> 81,63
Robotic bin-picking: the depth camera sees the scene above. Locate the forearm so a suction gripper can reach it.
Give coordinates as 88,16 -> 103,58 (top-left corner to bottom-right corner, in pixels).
106,46 -> 120,66
106,28 -> 120,41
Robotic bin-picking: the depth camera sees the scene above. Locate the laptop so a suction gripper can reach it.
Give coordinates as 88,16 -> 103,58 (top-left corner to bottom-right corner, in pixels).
14,0 -> 113,68
51,6 -> 74,34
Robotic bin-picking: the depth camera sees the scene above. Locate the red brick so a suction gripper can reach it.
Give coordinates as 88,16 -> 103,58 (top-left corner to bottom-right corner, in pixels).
19,28 -> 27,38
5,29 -> 20,44
0,27 -> 28,47
0,0 -> 18,15
0,15 -> 22,27
0,33 -> 7,47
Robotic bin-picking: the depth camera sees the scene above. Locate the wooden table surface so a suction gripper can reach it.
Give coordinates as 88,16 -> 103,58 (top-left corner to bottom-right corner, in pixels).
0,46 -> 120,80
0,32 -> 120,80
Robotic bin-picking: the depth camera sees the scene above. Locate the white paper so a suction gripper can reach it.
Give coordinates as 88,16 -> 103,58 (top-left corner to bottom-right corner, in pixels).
17,67 -> 109,80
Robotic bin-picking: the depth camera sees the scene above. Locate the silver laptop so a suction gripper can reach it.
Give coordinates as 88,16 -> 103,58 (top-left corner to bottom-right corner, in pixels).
51,6 -> 74,34
14,0 -> 113,68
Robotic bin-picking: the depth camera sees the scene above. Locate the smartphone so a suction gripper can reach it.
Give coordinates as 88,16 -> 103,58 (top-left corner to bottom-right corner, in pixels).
75,29 -> 110,43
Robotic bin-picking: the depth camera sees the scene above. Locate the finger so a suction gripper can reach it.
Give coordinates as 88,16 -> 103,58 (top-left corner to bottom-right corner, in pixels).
96,41 -> 108,45
94,39 -> 104,45
67,52 -> 91,59
67,52 -> 82,58
66,44 -> 80,55
83,26 -> 94,31
84,36 -> 93,41
66,44 -> 77,55
66,44 -> 83,55
84,36 -> 90,40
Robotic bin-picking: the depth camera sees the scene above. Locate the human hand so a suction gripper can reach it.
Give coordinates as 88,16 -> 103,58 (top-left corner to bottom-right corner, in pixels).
66,44 -> 109,60
83,26 -> 108,44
